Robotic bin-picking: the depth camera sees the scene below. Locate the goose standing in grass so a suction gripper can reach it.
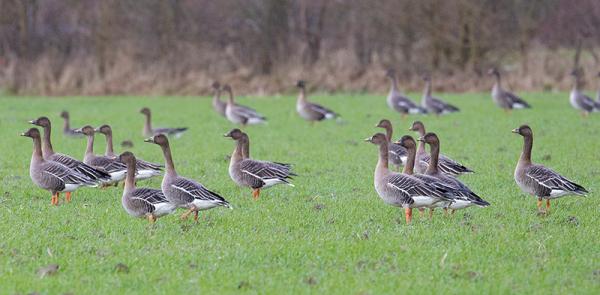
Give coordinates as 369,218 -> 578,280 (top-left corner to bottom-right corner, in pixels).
421,75 -> 459,115
296,80 -> 339,123
409,121 -> 473,176
385,69 -> 427,118
60,111 -> 81,137
96,124 -> 162,180
76,125 -> 128,185
212,82 -> 227,117
119,152 -> 176,223
29,116 -> 110,201
417,133 -> 489,214
512,125 -> 587,214
21,128 -> 96,205
223,85 -> 267,126
375,119 -> 407,170
365,133 -> 449,224
488,68 -> 531,112
569,70 -> 599,117
140,107 -> 188,138
145,134 -> 231,221
225,129 -> 295,200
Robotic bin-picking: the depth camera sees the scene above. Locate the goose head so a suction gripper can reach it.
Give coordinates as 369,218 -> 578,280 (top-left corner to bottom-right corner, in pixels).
375,119 -> 392,130
409,121 -> 425,133
364,133 -> 387,146
139,107 -> 151,116
395,135 -> 416,150
487,68 -> 499,76
421,74 -> 431,82
224,128 -> 246,141
75,125 -> 95,136
60,111 -> 69,119
95,124 -> 112,136
20,127 -> 41,139
144,134 -> 169,146
512,125 -> 532,137
385,69 -> 396,79
296,80 -> 306,88
118,151 -> 136,165
417,132 -> 439,145
212,81 -> 221,90
29,116 -> 51,128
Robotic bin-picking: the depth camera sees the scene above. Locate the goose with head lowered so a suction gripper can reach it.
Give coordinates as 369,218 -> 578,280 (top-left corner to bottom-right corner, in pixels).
145,134 -> 231,221
75,125 -> 127,185
119,151 -> 176,223
140,107 -> 188,138
60,111 -> 81,137
366,133 -> 450,224
569,69 -> 600,117
96,124 -> 162,181
21,128 -> 96,205
225,129 -> 295,200
413,133 -> 489,214
212,81 -> 227,117
409,121 -> 473,176
385,69 -> 427,118
375,119 -> 407,170
29,116 -> 110,201
512,125 -> 587,214
296,80 -> 339,123
421,75 -> 460,115
223,85 -> 267,126
488,68 -> 531,112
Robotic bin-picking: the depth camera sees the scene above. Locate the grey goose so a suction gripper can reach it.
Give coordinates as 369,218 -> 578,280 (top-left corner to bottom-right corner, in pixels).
365,133 -> 450,224
75,125 -> 128,185
409,121 -> 473,176
119,152 -> 176,223
96,124 -> 162,180
140,107 -> 188,138
375,119 -> 407,170
421,75 -> 459,115
512,125 -> 587,214
29,117 -> 111,187
569,69 -> 599,116
21,128 -> 96,205
385,69 -> 427,117
145,134 -> 231,221
225,129 -> 295,200
212,81 -> 227,117
223,85 -> 267,125
296,80 -> 339,122
488,68 -> 531,111
59,111 -> 81,137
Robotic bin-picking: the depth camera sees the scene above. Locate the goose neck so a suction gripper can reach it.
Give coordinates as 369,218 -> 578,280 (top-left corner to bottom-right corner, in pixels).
425,142 -> 440,174
520,134 -> 533,164
124,159 -> 137,193
160,142 -> 177,175
41,125 -> 54,158
402,144 -> 416,175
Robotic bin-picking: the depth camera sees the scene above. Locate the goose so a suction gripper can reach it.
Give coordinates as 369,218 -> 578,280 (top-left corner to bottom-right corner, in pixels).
140,107 -> 188,138
212,81 -> 226,117
409,121 -> 473,176
75,125 -> 128,185
59,111 -> 81,137
512,125 -> 587,214
223,85 -> 267,125
385,69 -> 427,118
488,68 -> 531,112
96,124 -> 162,180
119,152 -> 176,223
225,129 -> 295,199
375,119 -> 407,170
145,134 -> 231,221
421,75 -> 460,115
366,133 -> 449,223
21,128 -> 96,205
29,116 -> 110,201
417,133 -> 489,214
296,80 -> 339,122
569,70 -> 599,116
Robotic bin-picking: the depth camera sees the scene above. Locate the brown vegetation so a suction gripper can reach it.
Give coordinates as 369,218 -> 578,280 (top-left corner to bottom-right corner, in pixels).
1,0 -> 599,96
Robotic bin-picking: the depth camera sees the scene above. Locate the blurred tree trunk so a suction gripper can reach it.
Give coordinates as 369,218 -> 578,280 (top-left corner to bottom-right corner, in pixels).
299,0 -> 327,65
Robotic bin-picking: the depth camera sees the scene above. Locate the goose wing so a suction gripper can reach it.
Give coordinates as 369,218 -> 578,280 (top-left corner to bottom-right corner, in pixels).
50,153 -> 111,181
505,92 -> 531,108
240,159 -> 295,186
386,174 -> 447,203
419,154 -> 473,176
233,104 -> 267,121
43,161 -> 96,186
89,156 -> 127,173
576,93 -> 596,111
430,96 -> 460,112
153,127 -> 188,136
526,165 -> 588,195
135,159 -> 163,171
171,177 -> 229,204
308,102 -> 338,119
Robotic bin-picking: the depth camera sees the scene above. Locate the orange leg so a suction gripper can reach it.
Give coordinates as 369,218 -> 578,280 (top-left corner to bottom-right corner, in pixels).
147,214 -> 156,223
537,198 -> 543,213
180,208 -> 193,220
450,209 -> 456,215
404,208 -> 413,224
65,192 -> 72,203
51,193 -> 58,205
194,210 -> 199,222
443,208 -> 448,216
546,199 -> 551,213
429,208 -> 434,218
252,188 -> 260,200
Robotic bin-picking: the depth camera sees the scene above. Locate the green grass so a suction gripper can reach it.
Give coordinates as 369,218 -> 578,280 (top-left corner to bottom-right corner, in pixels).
1,92 -> 599,294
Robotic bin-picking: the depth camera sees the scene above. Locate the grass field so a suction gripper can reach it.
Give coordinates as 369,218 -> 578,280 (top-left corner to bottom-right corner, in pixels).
1,92 -> 599,294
